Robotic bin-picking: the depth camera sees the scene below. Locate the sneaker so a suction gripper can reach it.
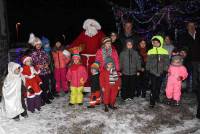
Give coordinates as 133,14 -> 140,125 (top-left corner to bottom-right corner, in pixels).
149,104 -> 155,108
13,115 -> 20,121
173,101 -> 180,106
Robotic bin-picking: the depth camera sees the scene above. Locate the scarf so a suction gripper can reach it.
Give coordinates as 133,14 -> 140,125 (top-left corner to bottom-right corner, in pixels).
109,68 -> 118,85
102,47 -> 112,62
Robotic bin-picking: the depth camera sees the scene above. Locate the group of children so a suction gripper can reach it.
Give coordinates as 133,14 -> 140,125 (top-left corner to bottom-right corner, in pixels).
1,33 -> 190,121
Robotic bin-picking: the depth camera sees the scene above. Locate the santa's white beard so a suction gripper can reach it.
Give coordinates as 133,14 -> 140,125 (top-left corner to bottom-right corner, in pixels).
85,27 -> 98,37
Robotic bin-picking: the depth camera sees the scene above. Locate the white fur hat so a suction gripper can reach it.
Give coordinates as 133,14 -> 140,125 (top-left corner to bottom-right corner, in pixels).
63,50 -> 71,57
83,19 -> 101,30
28,33 -> 42,47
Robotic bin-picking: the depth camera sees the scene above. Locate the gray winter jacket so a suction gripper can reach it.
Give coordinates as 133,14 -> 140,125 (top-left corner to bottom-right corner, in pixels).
120,48 -> 141,75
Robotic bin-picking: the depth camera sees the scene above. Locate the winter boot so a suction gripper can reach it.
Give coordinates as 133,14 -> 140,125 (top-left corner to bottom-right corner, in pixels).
21,111 -> 28,118
149,93 -> 155,108
104,105 -> 109,112
109,104 -> 118,110
196,105 -> 200,119
13,115 -> 20,121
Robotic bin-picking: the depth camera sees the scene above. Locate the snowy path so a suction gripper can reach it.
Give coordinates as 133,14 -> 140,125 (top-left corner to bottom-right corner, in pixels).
0,93 -> 200,134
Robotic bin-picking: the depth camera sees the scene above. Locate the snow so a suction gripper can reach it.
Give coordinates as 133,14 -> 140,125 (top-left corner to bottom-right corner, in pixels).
0,92 -> 200,134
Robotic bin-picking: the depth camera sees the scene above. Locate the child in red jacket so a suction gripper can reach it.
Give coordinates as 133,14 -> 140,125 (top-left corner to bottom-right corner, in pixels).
100,57 -> 121,112
21,56 -> 42,113
66,49 -> 88,105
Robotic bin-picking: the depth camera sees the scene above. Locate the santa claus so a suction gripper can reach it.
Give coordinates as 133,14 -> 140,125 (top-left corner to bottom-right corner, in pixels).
68,19 -> 105,91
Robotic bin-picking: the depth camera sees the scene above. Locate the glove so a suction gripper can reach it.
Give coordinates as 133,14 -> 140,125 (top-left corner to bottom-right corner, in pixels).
27,88 -> 35,94
80,78 -> 84,86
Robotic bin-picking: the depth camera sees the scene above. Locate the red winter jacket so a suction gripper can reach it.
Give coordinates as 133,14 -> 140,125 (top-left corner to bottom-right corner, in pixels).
99,68 -> 121,90
66,64 -> 88,87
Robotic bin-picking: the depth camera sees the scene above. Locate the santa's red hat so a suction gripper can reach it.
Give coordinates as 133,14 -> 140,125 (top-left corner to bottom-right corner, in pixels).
22,56 -> 32,64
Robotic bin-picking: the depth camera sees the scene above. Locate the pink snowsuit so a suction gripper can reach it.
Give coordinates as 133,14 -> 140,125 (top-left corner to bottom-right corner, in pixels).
52,50 -> 70,93
166,65 -> 188,101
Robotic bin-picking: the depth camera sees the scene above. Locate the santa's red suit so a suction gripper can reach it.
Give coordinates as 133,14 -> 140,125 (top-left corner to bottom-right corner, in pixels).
68,19 -> 105,89
22,65 -> 42,98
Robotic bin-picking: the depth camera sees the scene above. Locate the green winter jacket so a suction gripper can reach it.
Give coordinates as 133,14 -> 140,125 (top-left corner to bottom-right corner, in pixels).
146,35 -> 169,76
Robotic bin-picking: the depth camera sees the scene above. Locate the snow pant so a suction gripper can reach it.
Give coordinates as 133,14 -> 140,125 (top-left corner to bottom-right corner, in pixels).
21,86 -> 27,115
89,90 -> 101,106
150,74 -> 163,105
54,68 -> 68,93
166,76 -> 182,101
50,72 -> 57,96
192,62 -> 200,91
103,85 -> 118,105
192,62 -> 200,116
40,74 -> 51,103
27,95 -> 42,112
70,86 -> 84,104
121,74 -> 137,100
136,72 -> 148,96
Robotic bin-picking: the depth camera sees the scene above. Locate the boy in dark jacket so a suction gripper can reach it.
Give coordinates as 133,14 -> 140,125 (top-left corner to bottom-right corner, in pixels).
146,35 -> 169,108
120,39 -> 141,101
87,62 -> 101,108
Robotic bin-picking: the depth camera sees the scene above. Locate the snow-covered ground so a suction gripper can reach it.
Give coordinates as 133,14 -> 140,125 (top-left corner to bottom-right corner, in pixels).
0,92 -> 200,134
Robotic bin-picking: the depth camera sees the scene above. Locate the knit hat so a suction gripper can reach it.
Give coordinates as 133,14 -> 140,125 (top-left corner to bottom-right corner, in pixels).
72,48 -> 81,60
28,33 -> 42,47
22,56 -> 32,64
102,37 -> 112,45
41,36 -> 51,52
91,61 -> 100,70
105,57 -> 115,66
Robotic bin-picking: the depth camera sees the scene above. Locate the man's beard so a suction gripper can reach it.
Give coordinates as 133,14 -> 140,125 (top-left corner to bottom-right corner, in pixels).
85,26 -> 98,37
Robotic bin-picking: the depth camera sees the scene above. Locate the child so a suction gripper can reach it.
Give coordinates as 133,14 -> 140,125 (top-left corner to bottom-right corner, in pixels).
165,55 -> 188,106
163,35 -> 175,58
87,62 -> 101,108
41,36 -> 58,98
29,33 -> 52,104
2,62 -> 28,121
96,37 -> 120,72
66,49 -> 88,105
100,57 -> 121,112
120,39 -> 141,101
21,56 -> 43,113
146,35 -> 169,108
137,39 -> 149,98
52,40 -> 71,95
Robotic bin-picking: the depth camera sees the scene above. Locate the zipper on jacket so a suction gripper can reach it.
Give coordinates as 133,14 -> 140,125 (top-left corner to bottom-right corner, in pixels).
129,50 -> 131,74
156,48 -> 159,73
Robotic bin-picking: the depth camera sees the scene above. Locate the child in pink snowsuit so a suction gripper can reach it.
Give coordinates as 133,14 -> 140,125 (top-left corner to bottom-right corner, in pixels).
165,55 -> 188,106
52,41 -> 71,94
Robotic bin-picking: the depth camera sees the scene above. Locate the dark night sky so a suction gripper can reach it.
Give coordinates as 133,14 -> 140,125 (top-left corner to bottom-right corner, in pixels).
6,0 -> 131,44
6,0 -> 178,45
